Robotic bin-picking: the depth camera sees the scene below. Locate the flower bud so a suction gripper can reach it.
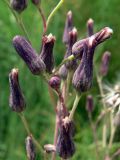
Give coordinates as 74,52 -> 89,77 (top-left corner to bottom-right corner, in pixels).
72,27 -> 113,58
44,144 -> 56,153
59,65 -> 68,80
64,27 -> 78,70
87,18 -> 94,37
9,68 -> 26,112
49,76 -> 61,90
72,42 -> 94,92
86,95 -> 94,113
100,51 -> 111,77
40,34 -> 55,73
31,0 -> 40,5
10,0 -> 28,13
56,118 -> 75,159
63,11 -> 73,45
13,36 -> 46,75
26,136 -> 36,160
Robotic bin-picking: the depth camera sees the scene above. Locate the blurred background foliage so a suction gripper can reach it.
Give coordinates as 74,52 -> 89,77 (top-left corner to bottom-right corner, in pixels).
0,0 -> 120,159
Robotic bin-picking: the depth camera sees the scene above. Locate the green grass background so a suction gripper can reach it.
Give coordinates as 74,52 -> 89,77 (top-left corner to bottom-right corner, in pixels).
0,0 -> 120,159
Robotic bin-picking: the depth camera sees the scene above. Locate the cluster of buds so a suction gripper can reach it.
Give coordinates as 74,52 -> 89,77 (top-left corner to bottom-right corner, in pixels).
8,1 -> 113,158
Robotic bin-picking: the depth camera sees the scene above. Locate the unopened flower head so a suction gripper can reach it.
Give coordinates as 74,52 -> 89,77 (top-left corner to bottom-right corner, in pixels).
9,68 -> 26,112
56,117 -> 75,159
59,65 -> 68,80
63,11 -> 73,45
10,0 -> 28,13
87,18 -> 94,36
86,95 -> 94,113
13,35 -> 46,75
72,42 -> 94,93
40,34 -> 55,73
26,136 -> 36,160
49,76 -> 61,90
100,51 -> 111,76
64,27 -> 78,70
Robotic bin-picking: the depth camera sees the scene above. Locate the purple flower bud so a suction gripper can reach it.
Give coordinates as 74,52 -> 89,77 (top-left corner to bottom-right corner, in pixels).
59,65 -> 68,80
100,51 -> 111,77
10,0 -> 28,13
31,0 -> 40,5
87,18 -> 94,37
72,27 -> 113,58
72,42 -> 94,92
56,117 -> 75,159
40,34 -> 55,73
13,36 -> 46,75
49,76 -> 61,90
9,68 -> 26,112
64,27 -> 78,70
86,95 -> 94,113
63,11 -> 73,45
26,136 -> 36,160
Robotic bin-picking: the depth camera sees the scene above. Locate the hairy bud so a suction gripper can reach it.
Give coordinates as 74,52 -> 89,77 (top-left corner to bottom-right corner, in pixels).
49,76 -> 61,90
64,27 -> 78,70
40,34 -> 55,73
31,0 -> 40,5
44,144 -> 56,153
26,136 -> 36,160
56,117 -> 75,159
72,27 -> 113,58
72,42 -> 94,92
10,0 -> 28,13
59,65 -> 68,80
9,68 -> 26,112
86,95 -> 94,113
13,36 -> 46,75
87,18 -> 94,37
63,11 -> 73,45
100,51 -> 111,76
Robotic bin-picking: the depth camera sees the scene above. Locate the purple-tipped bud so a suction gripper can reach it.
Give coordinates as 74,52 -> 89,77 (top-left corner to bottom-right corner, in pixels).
86,95 -> 94,113
49,76 -> 61,90
13,36 -> 46,75
64,27 -> 78,70
10,0 -> 28,13
44,144 -> 56,153
100,51 -> 111,76
31,0 -> 40,5
26,136 -> 36,160
40,34 -> 55,73
72,27 -> 113,58
56,117 -> 75,159
9,68 -> 26,112
87,18 -> 94,37
72,42 -> 94,92
63,11 -> 73,45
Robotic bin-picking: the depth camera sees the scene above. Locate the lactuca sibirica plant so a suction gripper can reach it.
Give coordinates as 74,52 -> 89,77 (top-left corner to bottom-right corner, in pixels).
6,0 -> 120,159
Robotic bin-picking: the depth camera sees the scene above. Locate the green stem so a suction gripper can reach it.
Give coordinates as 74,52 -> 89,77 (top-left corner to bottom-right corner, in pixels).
4,0 -> 30,41
69,94 -> 81,121
46,0 -> 64,29
65,71 -> 72,103
19,113 -> 43,153
52,55 -> 74,75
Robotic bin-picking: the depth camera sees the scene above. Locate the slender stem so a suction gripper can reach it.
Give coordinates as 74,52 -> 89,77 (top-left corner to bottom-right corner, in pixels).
96,71 -> 107,148
37,5 -> 47,34
4,0 -> 30,41
108,111 -> 116,149
19,113 -> 43,153
88,112 -> 100,160
46,0 -> 64,29
48,85 -> 56,108
66,71 -> 72,103
52,55 -> 74,75
69,94 -> 81,121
